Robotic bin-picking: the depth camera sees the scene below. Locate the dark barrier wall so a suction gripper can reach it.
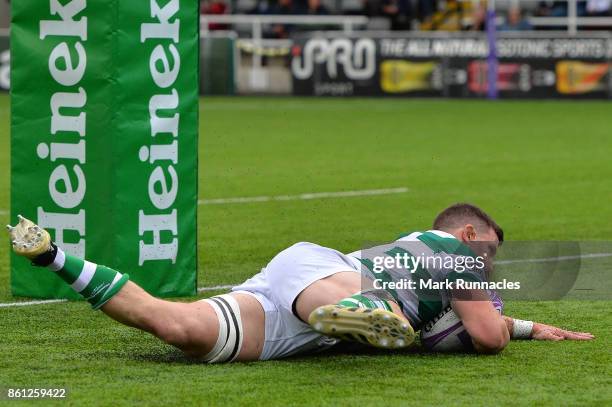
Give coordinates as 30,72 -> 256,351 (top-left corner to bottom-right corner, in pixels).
4,33 -> 612,98
291,33 -> 612,99
200,36 -> 235,95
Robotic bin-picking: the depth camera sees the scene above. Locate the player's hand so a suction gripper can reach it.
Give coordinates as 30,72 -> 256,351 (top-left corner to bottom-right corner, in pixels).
531,322 -> 595,341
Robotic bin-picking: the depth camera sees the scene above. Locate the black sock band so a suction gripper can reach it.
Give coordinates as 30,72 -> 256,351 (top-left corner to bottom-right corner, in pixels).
32,242 -> 58,267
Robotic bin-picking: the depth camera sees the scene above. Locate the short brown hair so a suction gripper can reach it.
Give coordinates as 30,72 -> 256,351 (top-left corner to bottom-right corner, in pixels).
433,203 -> 504,243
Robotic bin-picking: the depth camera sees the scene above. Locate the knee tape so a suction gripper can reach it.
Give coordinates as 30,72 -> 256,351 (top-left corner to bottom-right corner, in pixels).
202,294 -> 244,363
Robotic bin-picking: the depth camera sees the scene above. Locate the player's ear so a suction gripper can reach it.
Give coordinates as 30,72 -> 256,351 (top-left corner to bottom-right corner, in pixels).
461,224 -> 477,242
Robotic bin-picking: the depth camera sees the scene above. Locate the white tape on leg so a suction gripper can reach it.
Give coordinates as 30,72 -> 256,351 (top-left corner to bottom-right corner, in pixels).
202,299 -> 228,361
201,294 -> 244,363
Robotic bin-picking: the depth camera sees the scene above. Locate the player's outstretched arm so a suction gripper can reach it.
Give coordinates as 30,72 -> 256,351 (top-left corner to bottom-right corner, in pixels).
502,316 -> 595,341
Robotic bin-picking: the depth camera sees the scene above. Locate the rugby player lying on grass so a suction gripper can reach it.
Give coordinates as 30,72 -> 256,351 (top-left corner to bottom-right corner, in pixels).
7,203 -> 593,362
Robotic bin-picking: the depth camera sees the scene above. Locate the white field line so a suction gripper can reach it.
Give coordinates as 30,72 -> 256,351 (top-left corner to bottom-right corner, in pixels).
0,299 -> 68,308
197,284 -> 234,292
495,252 -> 612,265
1,252 -> 611,309
0,188 -> 410,217
198,187 -> 409,205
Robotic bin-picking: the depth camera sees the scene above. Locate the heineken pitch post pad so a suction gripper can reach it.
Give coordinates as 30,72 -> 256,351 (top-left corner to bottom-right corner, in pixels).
10,0 -> 199,298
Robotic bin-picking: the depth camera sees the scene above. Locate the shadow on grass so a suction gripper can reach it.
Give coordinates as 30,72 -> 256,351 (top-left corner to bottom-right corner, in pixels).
127,340 -> 480,366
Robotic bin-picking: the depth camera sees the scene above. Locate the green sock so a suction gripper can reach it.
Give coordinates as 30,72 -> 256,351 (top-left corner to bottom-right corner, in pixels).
337,292 -> 392,312
47,247 -> 129,310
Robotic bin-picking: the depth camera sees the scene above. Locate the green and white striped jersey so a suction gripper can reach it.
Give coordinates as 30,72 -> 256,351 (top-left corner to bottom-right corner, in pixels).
346,230 -> 487,329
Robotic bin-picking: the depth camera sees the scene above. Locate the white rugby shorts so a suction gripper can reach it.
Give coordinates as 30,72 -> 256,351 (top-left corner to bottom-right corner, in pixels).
232,242 -> 361,360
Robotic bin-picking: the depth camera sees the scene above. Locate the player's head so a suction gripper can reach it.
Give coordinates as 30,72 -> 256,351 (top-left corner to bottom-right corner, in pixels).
433,203 -> 503,255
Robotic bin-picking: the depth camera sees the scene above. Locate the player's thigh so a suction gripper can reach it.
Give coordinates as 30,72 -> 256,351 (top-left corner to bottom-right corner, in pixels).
182,292 -> 265,361
294,271 -> 362,323
230,292 -> 265,361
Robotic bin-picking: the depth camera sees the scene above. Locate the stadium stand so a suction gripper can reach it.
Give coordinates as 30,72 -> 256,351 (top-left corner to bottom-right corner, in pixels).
200,0 -> 612,32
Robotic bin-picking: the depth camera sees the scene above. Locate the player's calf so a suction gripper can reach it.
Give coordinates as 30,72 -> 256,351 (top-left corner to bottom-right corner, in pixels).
7,215 -> 129,309
6,215 -> 263,363
134,294 -> 262,362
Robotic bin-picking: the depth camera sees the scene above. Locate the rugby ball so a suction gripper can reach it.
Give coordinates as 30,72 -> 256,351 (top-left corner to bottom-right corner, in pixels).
420,306 -> 474,352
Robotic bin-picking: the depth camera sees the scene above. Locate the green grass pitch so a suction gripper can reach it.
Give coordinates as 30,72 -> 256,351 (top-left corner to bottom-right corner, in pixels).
0,94 -> 611,405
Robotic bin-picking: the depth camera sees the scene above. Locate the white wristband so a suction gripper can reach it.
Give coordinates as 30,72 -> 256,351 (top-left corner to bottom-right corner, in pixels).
512,319 -> 534,339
